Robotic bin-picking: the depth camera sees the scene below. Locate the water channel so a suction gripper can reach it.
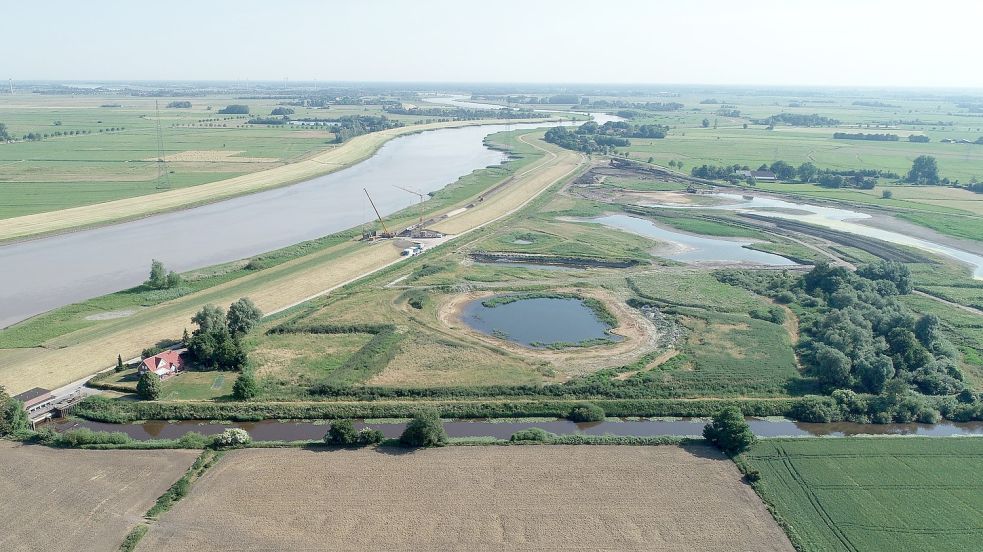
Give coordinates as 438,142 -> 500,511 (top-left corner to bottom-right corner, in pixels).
44,415 -> 983,441
589,213 -> 797,265
651,193 -> 983,278
0,105 -> 616,328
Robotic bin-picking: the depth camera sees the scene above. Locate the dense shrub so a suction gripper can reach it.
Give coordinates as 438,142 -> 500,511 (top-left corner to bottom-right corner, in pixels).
399,410 -> 447,447
356,428 -> 384,445
567,402 -> 605,422
325,419 -> 358,446
136,372 -> 161,400
232,371 -> 258,400
702,407 -> 755,454
0,386 -> 28,436
214,428 -> 251,448
510,428 -> 556,442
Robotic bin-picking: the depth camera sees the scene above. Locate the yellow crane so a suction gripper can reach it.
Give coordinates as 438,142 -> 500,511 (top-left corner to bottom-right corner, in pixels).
393,184 -> 425,232
363,188 -> 393,238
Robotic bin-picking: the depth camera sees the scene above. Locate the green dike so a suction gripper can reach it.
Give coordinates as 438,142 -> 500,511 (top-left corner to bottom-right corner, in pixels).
897,211 -> 983,242
743,437 -> 983,552
0,128 -> 546,349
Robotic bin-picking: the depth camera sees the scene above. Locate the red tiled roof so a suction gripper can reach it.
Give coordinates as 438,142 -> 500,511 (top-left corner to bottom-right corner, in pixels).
140,350 -> 183,372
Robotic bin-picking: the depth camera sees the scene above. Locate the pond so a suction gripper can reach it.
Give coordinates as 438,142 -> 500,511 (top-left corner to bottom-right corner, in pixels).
44,416 -> 983,441
654,193 -> 983,278
590,214 -> 796,265
460,296 -> 622,348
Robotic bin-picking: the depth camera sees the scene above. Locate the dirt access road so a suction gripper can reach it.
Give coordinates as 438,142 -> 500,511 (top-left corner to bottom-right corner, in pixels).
141,446 -> 793,551
0,132 -> 584,394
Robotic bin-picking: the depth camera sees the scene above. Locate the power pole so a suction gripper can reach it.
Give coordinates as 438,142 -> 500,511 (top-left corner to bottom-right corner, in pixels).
154,100 -> 170,190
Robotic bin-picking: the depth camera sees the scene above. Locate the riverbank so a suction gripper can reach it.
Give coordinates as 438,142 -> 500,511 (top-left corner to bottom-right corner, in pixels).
0,116 -> 563,244
0,132 -> 585,394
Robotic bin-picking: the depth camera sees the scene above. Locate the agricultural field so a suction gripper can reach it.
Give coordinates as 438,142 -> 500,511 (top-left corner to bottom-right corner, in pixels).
0,94 -> 499,219
139,445 -> 793,551
745,438 -> 983,552
0,441 -> 198,551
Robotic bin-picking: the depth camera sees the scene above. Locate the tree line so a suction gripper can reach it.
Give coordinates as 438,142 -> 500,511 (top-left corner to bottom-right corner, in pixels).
755,113 -> 840,127
383,106 -> 548,120
330,115 -> 402,143
217,104 -> 250,114
833,132 -> 900,141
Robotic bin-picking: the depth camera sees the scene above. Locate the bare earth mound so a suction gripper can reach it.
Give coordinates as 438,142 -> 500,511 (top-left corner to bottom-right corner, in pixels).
142,445 -> 793,551
0,441 -> 198,552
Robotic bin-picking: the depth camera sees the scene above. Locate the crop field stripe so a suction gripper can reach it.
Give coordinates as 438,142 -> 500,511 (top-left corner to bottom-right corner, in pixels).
777,446 -> 859,552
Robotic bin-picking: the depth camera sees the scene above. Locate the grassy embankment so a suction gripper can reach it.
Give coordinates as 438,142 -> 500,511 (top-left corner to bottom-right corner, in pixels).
0,128 -> 583,393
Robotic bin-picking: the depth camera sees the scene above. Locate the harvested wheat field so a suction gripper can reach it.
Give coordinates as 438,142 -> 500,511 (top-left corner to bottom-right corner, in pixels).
142,445 -> 793,551
0,441 -> 198,552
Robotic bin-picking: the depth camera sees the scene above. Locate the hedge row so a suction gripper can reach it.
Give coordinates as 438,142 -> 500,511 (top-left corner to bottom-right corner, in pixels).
74,396 -> 797,423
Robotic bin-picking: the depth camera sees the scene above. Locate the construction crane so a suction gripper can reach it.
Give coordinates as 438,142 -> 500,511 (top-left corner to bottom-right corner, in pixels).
363,188 -> 393,238
393,184 -> 425,233
154,100 -> 171,190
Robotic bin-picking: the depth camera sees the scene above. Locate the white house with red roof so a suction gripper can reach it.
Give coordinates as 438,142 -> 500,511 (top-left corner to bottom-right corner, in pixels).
139,350 -> 184,379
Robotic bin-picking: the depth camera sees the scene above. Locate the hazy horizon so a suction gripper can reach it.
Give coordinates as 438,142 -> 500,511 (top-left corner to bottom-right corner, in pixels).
6,0 -> 983,88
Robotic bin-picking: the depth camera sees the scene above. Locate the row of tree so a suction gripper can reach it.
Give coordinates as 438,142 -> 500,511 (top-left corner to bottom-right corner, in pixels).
754,113 -> 841,127
833,132 -> 900,141
329,115 -> 402,143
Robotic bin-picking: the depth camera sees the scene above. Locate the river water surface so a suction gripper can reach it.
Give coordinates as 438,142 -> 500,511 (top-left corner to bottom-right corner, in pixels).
45,416 -> 983,441
590,214 -> 797,265
654,193 -> 983,278
0,109 -> 615,328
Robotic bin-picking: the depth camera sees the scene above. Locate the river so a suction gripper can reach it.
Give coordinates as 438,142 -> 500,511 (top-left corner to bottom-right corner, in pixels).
0,105 -> 615,328
43,416 -> 983,441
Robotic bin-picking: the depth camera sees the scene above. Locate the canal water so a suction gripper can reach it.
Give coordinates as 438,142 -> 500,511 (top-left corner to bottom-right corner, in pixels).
590,213 -> 796,265
460,296 -> 622,347
44,416 -> 983,441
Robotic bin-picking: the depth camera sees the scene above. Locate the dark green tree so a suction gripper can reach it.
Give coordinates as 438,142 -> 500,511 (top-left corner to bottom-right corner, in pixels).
796,162 -> 818,182
227,297 -> 263,337
703,407 -> 755,454
232,371 -> 258,400
567,402 -> 605,422
116,354 -> 125,373
0,385 -> 28,436
0,122 -> 10,141
769,160 -> 796,181
146,259 -> 167,289
136,371 -> 162,400
399,410 -> 447,447
325,419 -> 359,446
701,118 -> 710,128
905,155 -> 940,185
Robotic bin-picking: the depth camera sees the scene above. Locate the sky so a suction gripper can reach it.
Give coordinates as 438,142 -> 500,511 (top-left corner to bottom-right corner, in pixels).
6,0 -> 983,88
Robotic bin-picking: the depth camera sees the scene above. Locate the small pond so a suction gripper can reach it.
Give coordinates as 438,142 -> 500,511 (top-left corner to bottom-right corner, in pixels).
43,416 -> 983,441
591,214 -> 796,265
460,296 -> 622,348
